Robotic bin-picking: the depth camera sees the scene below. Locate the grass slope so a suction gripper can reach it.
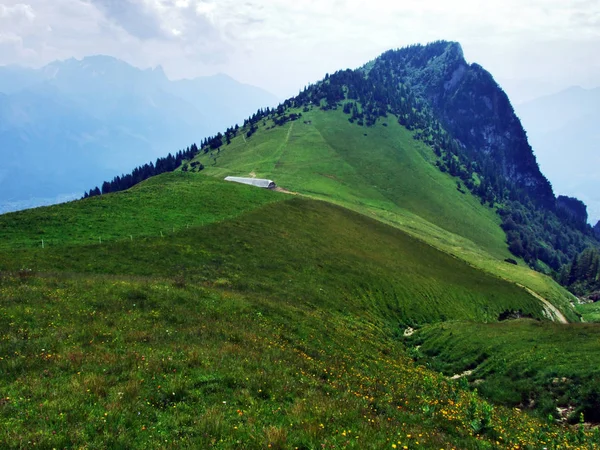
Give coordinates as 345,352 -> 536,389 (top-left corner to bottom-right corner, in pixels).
1,172 -> 599,446
0,172 -> 285,249
407,320 -> 600,422
2,273 -> 598,448
576,302 -> 600,323
195,109 -> 509,259
191,108 -> 578,320
2,195 -> 548,326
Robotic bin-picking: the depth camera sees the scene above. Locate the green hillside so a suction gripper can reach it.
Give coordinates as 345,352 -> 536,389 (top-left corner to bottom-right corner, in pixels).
1,178 -> 549,326
407,320 -> 600,423
0,173 -> 285,249
191,108 -> 578,319
4,273 -> 598,449
1,173 -> 599,447
194,108 -> 509,259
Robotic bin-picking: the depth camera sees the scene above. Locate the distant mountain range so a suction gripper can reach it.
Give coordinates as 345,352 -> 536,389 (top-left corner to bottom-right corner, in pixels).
0,56 -> 278,213
514,86 -> 600,224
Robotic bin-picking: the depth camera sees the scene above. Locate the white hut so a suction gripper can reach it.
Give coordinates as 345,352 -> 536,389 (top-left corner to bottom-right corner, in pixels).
224,176 -> 276,189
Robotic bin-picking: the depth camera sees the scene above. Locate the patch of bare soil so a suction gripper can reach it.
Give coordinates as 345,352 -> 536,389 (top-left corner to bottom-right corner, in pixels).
273,187 -> 298,195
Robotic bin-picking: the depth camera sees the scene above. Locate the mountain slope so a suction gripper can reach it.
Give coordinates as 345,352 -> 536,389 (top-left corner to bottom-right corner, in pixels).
0,56 -> 278,213
1,172 -> 599,446
191,107 -> 577,320
0,173 -> 551,325
195,109 -> 509,258
373,42 -> 555,207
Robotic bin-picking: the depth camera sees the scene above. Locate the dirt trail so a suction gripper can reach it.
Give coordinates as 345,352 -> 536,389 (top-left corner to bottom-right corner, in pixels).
273,187 -> 297,195
517,284 -> 568,324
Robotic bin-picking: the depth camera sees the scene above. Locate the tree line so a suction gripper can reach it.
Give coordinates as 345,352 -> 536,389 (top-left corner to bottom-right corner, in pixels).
84,144 -> 202,198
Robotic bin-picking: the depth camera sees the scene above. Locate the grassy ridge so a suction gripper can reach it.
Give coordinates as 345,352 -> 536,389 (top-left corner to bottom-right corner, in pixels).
2,196 -> 548,326
407,320 -> 600,422
0,172 -> 285,249
195,109 -> 510,259
191,108 -> 579,320
2,274 -> 598,448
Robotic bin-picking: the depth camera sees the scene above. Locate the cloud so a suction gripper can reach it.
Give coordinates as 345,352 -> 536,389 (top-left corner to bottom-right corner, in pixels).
0,0 -> 597,99
89,0 -> 166,39
0,3 -> 35,21
85,0 -> 232,63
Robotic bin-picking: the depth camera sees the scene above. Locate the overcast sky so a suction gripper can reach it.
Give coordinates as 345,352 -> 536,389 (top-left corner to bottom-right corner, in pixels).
0,0 -> 599,102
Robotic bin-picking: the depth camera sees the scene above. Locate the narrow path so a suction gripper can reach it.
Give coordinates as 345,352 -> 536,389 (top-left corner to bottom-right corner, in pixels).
518,284 -> 569,324
273,187 -> 297,195
285,121 -> 294,143
274,122 -> 294,169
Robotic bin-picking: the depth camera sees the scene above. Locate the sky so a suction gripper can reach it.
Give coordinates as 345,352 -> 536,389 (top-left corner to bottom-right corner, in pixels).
0,0 -> 599,103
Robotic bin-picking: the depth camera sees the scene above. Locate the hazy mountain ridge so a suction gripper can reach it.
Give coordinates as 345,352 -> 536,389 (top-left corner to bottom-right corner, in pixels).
0,56 -> 278,213
514,86 -> 600,224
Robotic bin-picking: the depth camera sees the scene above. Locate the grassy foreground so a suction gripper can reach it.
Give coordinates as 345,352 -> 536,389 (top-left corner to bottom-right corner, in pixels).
2,273 -> 599,449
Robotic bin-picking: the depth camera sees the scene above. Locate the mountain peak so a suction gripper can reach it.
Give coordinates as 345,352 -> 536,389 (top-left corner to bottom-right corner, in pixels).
391,40 -> 464,64
423,40 -> 464,59
43,55 -> 140,77
149,64 -> 166,76
371,42 -> 554,207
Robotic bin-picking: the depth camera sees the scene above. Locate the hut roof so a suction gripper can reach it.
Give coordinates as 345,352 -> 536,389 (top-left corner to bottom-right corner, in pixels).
224,177 -> 276,189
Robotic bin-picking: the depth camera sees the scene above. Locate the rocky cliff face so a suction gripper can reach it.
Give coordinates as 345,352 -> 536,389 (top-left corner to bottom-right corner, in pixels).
556,195 -> 589,230
594,221 -> 600,240
376,42 -> 555,207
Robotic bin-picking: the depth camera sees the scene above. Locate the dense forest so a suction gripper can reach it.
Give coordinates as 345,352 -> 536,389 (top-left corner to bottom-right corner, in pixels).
559,248 -> 600,297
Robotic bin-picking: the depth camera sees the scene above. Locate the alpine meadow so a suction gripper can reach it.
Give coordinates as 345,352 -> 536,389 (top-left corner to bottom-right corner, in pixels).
2,41 -> 600,449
